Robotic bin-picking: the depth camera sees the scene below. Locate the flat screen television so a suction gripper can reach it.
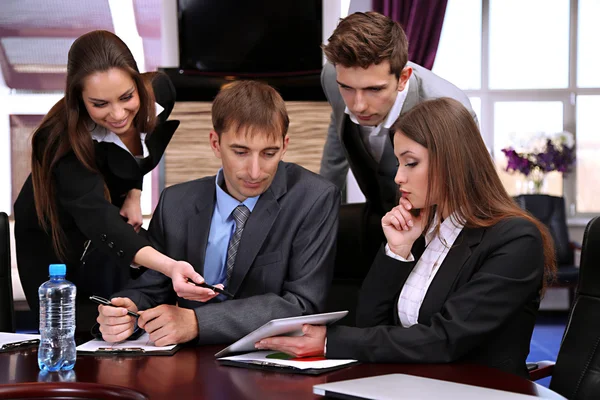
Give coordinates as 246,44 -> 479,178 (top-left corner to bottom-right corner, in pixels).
177,0 -> 323,75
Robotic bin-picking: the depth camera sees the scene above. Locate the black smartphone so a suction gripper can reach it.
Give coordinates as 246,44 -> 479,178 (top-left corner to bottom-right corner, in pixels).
186,280 -> 234,299
89,295 -> 140,318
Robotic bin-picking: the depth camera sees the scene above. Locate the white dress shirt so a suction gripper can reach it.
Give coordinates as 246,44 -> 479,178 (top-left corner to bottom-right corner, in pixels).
386,213 -> 464,327
345,80 -> 409,163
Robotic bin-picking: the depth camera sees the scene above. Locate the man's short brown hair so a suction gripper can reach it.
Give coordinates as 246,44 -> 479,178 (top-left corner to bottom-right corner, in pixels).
323,11 -> 408,78
212,80 -> 289,141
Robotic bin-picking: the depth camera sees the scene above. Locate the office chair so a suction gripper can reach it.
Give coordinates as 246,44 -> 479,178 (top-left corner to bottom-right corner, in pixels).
325,203 -> 380,326
0,382 -> 148,400
0,211 -> 15,332
529,216 -> 600,399
514,195 -> 579,289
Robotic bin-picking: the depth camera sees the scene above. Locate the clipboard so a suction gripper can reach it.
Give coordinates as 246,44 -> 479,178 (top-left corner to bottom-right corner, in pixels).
0,333 -> 40,353
76,332 -> 180,356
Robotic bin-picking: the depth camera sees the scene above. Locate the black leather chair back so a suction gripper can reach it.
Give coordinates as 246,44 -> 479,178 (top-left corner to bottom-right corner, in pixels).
514,195 -> 573,265
550,216 -> 600,399
0,211 -> 15,332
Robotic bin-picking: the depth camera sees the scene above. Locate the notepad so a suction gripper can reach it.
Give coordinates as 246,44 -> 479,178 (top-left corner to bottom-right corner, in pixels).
0,332 -> 40,352
218,350 -> 358,375
77,332 -> 179,356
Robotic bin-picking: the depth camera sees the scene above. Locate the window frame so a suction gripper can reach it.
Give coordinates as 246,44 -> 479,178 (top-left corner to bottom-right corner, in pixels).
452,0 -> 598,222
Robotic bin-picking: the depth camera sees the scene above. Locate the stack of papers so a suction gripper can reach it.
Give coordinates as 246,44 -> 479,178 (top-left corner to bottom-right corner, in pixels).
76,332 -> 179,356
0,332 -> 40,352
218,351 -> 358,375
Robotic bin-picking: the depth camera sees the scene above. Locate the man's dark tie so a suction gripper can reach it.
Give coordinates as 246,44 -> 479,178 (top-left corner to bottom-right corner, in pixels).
225,205 -> 250,285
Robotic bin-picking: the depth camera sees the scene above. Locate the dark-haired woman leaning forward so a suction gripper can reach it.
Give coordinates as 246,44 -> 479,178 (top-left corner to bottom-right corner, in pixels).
14,30 -> 218,332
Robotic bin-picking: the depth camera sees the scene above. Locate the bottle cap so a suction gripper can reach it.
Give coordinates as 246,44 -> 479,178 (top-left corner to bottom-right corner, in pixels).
49,264 -> 66,276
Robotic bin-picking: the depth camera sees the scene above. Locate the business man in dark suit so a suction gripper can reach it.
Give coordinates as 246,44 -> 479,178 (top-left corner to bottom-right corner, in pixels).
319,12 -> 477,279
257,98 -> 554,378
97,80 -> 340,346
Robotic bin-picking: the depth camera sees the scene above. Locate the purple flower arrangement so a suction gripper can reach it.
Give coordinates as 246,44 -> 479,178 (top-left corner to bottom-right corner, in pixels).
501,133 -> 576,177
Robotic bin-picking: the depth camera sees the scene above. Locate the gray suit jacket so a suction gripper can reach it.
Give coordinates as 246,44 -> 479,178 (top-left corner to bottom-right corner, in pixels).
319,61 -> 478,192
115,162 -> 340,345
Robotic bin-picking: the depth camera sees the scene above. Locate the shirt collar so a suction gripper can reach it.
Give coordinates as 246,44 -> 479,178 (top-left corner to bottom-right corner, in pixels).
155,102 -> 164,116
345,79 -> 410,130
91,130 -> 149,158
424,211 -> 464,246
214,168 -> 260,223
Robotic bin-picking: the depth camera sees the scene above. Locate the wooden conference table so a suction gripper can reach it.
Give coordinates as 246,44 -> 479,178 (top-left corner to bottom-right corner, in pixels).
0,345 -> 562,399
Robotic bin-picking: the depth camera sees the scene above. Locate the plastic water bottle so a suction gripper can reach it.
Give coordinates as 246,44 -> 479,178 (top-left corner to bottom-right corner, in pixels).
38,264 -> 77,371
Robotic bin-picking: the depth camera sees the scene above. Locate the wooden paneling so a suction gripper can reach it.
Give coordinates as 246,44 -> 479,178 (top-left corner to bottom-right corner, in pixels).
10,115 -> 42,208
165,101 -> 332,188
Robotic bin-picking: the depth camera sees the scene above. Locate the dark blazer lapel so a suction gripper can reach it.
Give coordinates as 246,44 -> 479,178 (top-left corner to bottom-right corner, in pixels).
227,163 -> 286,296
142,120 -> 180,174
100,143 -> 142,181
418,227 -> 485,323
151,72 -> 176,123
139,72 -> 178,173
186,182 -> 216,276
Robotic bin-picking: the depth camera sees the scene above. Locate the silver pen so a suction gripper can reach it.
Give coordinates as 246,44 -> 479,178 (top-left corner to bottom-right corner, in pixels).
80,239 -> 91,261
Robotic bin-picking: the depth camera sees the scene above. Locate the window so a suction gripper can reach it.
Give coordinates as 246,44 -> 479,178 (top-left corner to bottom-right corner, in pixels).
433,0 -> 481,90
433,0 -> 600,218
489,0 -> 569,90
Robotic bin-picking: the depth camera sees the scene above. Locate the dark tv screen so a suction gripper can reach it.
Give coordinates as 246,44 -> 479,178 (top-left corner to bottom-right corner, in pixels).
178,0 -> 322,74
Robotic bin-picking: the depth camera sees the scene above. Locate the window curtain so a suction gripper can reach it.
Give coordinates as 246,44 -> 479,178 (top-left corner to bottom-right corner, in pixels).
372,0 -> 448,70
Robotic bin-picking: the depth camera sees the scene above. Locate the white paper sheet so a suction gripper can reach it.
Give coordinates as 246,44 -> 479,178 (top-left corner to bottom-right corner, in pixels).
219,350 -> 357,370
76,332 -> 176,353
0,332 -> 40,349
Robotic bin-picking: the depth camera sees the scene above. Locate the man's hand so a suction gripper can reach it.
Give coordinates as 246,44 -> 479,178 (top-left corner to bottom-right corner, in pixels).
137,305 -> 199,347
97,297 -> 138,343
170,261 -> 222,302
120,189 -> 143,232
254,325 -> 327,358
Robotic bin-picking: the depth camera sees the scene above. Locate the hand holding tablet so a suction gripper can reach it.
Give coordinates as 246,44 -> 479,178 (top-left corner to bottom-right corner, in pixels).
215,311 -> 348,357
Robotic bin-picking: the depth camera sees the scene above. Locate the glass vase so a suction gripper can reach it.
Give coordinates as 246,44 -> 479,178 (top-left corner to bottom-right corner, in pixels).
526,169 -> 547,194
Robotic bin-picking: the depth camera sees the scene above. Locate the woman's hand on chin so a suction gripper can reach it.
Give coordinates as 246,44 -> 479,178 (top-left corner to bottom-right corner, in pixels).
382,197 -> 425,258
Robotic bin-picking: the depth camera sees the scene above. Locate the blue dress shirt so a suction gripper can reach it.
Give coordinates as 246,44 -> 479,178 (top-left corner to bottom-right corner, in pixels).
203,169 -> 259,296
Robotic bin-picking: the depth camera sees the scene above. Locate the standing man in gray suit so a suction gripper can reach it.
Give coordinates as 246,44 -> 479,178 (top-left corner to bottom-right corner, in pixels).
96,80 -> 340,346
320,12 -> 477,276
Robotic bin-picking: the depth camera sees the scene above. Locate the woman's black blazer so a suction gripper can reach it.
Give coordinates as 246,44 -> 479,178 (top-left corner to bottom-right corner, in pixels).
326,217 -> 545,378
13,72 -> 179,313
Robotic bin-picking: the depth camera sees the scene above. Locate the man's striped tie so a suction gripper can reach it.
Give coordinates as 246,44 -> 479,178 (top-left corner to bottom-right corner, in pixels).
225,205 -> 250,285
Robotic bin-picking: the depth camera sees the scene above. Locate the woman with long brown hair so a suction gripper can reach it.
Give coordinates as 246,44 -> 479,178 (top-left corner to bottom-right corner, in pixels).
14,31 -> 217,331
257,97 -> 557,378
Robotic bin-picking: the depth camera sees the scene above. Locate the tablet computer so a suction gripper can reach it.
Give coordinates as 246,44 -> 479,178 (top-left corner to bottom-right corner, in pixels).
215,310 -> 348,358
